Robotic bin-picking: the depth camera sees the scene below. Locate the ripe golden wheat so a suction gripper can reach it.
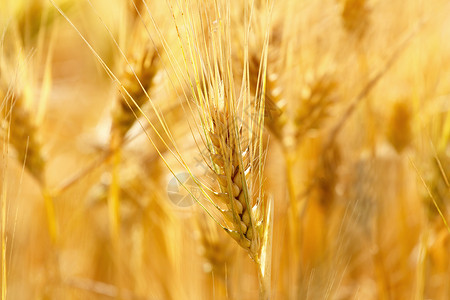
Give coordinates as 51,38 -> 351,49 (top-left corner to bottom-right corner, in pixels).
1,0 -> 450,299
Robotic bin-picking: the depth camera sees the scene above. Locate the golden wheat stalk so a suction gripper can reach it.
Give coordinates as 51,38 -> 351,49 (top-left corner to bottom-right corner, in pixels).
1,86 -> 58,244
167,1 -> 274,296
192,51 -> 273,300
104,26 -> 162,296
200,103 -> 273,298
1,93 -> 8,300
107,38 -> 160,242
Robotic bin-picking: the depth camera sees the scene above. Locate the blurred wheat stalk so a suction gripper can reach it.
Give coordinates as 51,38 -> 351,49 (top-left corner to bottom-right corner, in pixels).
1,0 -> 450,299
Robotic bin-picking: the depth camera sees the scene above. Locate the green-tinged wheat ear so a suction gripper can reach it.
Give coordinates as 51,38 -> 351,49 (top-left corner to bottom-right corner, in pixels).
2,92 -> 45,183
295,72 -> 338,142
386,101 -> 412,153
341,0 -> 370,40
111,46 -> 160,142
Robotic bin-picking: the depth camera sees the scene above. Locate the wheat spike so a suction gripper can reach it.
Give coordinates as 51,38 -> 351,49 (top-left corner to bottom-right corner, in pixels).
205,109 -> 262,258
111,45 -> 160,142
202,104 -> 272,298
1,84 -> 58,243
295,72 -> 338,141
196,212 -> 234,280
386,101 -> 412,153
341,0 -> 370,39
248,51 -> 285,140
2,90 -> 45,183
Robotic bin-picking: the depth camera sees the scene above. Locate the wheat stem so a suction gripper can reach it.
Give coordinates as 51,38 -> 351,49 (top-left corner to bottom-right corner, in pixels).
42,187 -> 58,244
1,133 -> 8,300
257,263 -> 269,300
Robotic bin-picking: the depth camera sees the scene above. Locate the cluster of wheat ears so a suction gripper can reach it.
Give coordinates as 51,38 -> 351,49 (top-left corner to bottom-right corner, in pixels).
1,0 -> 450,299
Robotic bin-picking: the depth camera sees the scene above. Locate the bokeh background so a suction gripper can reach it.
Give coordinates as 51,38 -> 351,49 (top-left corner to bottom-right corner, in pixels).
1,0 -> 450,299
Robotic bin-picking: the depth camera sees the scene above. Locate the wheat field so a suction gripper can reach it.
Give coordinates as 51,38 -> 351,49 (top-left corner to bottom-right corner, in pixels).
1,0 -> 450,299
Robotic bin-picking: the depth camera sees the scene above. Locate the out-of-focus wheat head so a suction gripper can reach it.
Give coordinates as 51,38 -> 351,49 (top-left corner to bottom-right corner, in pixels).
247,29 -> 286,141
341,0 -> 370,40
1,88 -> 45,183
195,212 -> 235,279
0,10 -> 52,185
386,100 -> 413,154
111,42 -> 160,145
295,71 -> 339,143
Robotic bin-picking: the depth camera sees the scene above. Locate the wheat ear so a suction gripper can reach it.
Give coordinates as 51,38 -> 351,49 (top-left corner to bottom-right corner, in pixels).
1,88 -> 58,244
197,211 -> 234,277
206,110 -> 255,249
295,72 -> 338,141
203,104 -> 272,298
341,0 -> 370,40
2,90 -> 45,183
111,45 -> 160,144
105,38 -> 160,296
174,1 -> 274,296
